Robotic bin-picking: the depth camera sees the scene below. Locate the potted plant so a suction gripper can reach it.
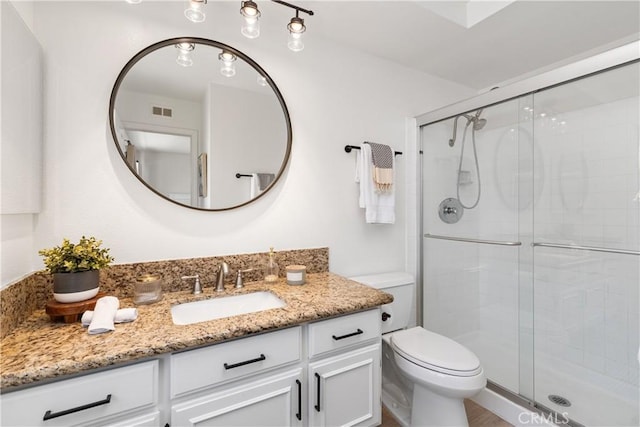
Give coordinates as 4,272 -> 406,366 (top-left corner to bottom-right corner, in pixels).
39,236 -> 114,303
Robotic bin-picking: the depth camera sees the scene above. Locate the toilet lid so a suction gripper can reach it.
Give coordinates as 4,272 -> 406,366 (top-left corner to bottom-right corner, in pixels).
391,327 -> 482,377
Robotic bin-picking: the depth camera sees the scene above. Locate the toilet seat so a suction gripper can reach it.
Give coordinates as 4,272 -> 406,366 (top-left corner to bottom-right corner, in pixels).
390,327 -> 482,377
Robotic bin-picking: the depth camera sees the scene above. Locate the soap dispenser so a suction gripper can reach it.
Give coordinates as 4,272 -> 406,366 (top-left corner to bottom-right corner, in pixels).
264,247 -> 279,283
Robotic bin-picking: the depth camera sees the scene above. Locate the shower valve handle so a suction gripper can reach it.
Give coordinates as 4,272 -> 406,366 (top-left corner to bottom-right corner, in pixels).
443,207 -> 457,215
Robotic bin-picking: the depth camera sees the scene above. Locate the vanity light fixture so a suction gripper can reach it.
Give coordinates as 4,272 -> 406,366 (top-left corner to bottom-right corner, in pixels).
125,0 -> 313,51
239,0 -> 314,50
185,0 -> 207,23
240,1 -> 261,39
287,11 -> 305,52
219,50 -> 237,77
175,42 -> 195,67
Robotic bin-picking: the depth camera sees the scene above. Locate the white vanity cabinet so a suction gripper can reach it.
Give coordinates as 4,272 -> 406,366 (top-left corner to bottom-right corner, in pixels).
169,309 -> 382,427
307,310 -> 382,427
0,360 -> 159,427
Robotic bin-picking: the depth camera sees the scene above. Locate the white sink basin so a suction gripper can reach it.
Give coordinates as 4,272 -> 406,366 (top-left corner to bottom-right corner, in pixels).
171,291 -> 286,325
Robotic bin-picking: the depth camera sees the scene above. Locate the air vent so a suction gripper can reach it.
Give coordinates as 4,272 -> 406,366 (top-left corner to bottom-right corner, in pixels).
152,106 -> 172,118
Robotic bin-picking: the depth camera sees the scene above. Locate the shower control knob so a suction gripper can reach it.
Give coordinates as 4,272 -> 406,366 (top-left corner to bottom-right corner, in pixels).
438,198 -> 464,224
382,312 -> 391,321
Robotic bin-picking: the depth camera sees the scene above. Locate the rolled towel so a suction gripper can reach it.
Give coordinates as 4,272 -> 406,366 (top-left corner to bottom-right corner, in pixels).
87,296 -> 119,335
82,308 -> 138,327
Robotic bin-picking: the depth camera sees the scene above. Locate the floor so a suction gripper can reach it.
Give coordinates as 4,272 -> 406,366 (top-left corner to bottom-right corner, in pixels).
381,399 -> 513,427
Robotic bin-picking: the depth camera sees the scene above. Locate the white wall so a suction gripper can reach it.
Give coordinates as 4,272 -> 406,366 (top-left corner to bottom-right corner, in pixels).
208,83 -> 286,208
12,1 -> 472,282
0,1 -> 42,286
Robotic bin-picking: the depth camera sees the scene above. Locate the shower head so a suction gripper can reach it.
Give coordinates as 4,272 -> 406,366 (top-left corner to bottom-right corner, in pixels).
474,118 -> 487,130
448,110 -> 486,147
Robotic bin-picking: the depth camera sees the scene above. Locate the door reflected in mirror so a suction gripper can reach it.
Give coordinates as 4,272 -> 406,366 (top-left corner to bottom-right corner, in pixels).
109,38 -> 291,211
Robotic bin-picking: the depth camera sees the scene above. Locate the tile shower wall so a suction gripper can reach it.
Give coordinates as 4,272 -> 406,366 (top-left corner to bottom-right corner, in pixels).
532,76 -> 639,425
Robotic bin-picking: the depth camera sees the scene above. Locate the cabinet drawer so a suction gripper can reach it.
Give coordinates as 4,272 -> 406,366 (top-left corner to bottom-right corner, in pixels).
0,360 -> 158,427
172,368 -> 303,427
171,326 -> 301,397
308,309 -> 381,358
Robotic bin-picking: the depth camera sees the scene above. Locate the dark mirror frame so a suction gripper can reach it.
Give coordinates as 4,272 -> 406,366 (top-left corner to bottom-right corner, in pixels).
108,37 -> 292,211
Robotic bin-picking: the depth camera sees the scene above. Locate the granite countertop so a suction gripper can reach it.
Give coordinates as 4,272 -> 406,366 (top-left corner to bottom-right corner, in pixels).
0,273 -> 392,391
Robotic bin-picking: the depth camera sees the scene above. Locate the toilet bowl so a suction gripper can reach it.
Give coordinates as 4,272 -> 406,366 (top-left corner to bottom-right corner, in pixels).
351,272 -> 486,427
390,326 -> 486,426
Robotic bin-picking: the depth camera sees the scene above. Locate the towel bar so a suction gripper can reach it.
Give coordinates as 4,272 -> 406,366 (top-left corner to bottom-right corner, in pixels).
235,173 -> 252,178
344,145 -> 402,156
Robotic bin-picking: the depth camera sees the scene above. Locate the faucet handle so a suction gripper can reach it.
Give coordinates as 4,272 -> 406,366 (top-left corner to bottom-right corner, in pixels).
181,274 -> 202,295
234,268 -> 254,289
235,270 -> 244,289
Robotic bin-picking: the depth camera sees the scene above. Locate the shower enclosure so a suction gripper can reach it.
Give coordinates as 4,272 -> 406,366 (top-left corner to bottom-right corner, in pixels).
419,56 -> 639,426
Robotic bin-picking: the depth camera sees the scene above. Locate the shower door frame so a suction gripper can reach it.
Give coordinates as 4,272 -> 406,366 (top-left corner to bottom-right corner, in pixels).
415,40 -> 640,424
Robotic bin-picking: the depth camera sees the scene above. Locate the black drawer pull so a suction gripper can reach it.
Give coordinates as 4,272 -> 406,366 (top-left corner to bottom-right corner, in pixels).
314,373 -> 321,412
295,379 -> 302,421
224,354 -> 266,370
332,328 -> 363,341
43,394 -> 112,421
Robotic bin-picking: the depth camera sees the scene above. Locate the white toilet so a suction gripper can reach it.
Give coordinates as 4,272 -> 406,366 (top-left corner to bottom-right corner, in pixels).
351,272 -> 486,427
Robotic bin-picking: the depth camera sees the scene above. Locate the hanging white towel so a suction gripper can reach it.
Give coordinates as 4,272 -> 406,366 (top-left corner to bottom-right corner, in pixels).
250,173 -> 261,198
250,173 -> 276,198
87,296 -> 119,335
355,144 -> 395,224
82,308 -> 138,327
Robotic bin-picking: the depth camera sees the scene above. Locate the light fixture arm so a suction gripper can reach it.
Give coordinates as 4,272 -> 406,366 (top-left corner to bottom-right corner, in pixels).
270,0 -> 314,16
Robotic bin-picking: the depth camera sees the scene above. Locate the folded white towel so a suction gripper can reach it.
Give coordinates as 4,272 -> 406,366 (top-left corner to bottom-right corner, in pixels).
87,296 -> 119,335
356,144 -> 395,224
82,307 -> 138,327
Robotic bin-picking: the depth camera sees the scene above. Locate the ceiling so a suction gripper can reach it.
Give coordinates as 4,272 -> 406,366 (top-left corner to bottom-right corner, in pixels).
107,0 -> 639,94
303,0 -> 640,90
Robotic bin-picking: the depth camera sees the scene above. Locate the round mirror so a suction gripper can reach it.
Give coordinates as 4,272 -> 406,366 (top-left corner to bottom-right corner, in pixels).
109,37 -> 291,211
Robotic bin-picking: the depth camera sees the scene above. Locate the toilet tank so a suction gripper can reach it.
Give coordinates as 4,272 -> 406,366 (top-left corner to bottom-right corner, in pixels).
350,272 -> 414,334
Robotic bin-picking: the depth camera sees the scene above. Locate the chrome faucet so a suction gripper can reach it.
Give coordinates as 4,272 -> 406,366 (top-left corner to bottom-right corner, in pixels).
181,274 -> 202,295
215,262 -> 230,292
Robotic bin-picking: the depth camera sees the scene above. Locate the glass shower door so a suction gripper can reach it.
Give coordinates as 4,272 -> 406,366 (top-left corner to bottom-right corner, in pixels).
531,62 -> 640,426
421,96 -> 534,398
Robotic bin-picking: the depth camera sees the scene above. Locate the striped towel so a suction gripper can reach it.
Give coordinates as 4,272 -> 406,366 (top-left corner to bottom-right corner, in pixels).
365,142 -> 393,193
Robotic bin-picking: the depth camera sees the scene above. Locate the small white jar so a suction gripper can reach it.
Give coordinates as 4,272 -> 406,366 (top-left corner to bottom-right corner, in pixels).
285,265 -> 306,285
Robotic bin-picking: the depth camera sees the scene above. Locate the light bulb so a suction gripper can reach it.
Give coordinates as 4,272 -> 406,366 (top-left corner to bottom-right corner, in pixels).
185,0 -> 206,23
287,16 -> 305,34
241,16 -> 260,38
221,65 -> 236,77
175,43 -> 195,67
126,0 -> 142,4
288,32 -> 304,52
257,75 -> 267,87
287,16 -> 305,52
240,1 -> 260,39
219,51 -> 237,78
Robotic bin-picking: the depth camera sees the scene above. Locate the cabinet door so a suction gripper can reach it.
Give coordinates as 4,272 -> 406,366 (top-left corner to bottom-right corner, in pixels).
171,368 -> 303,427
309,344 -> 381,427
